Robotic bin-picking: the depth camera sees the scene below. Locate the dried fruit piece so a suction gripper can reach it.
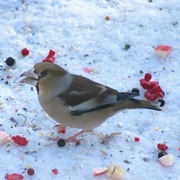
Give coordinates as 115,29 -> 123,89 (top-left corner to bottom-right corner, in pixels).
12,135 -> 28,146
0,131 -> 11,144
52,168 -> 58,175
158,154 -> 174,167
42,50 -> 56,63
82,67 -> 91,73
118,121 -> 123,128
155,45 -> 172,58
93,167 -> 108,176
90,67 -> 99,74
5,173 -> 23,180
107,164 -> 124,180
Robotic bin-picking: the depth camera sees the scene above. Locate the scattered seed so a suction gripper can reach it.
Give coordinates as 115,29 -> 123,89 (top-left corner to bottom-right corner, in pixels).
124,44 -> 131,51
105,16 -> 110,21
143,157 -> 149,162
5,57 -> 16,66
57,138 -> 66,147
124,160 -> 131,164
100,150 -> 108,155
158,151 -> 168,159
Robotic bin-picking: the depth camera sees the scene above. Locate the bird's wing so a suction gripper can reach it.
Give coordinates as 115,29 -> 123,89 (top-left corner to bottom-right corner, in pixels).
58,75 -> 139,115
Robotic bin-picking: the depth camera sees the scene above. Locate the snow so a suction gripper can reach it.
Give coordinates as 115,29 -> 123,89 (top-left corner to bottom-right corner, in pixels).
0,0 -> 179,179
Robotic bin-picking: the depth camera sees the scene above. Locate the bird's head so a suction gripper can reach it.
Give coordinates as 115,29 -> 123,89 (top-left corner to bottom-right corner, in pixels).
20,62 -> 71,97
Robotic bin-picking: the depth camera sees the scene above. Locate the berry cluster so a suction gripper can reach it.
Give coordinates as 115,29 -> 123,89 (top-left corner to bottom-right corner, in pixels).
11,135 -> 28,146
42,50 -> 56,63
140,73 -> 164,101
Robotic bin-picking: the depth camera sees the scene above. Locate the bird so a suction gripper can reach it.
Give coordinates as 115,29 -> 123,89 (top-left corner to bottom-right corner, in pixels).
20,62 -> 164,144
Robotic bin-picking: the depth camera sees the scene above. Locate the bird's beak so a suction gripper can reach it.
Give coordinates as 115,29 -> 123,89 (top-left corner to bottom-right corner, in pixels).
20,68 -> 38,86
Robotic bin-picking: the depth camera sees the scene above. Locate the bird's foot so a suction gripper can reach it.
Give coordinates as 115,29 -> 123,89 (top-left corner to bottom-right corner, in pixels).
65,130 -> 86,145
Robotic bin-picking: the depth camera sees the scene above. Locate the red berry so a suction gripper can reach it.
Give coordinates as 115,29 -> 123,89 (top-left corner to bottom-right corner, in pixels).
140,79 -> 152,89
144,85 -> 164,101
105,16 -> 110,21
178,147 -> 180,151
144,73 -> 152,81
140,73 -> 164,101
27,168 -> 35,176
134,137 -> 140,142
58,128 -> 66,134
52,168 -> 58,175
157,143 -> 168,151
21,48 -> 29,56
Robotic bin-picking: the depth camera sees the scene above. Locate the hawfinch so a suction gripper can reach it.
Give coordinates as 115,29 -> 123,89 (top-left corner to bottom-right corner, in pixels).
20,62 -> 164,142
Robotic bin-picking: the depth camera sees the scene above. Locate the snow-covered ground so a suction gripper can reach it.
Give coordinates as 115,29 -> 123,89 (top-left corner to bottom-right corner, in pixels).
0,0 -> 179,179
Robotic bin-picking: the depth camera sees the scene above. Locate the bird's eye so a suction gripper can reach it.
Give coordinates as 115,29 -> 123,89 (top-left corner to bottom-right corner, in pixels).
40,70 -> 49,77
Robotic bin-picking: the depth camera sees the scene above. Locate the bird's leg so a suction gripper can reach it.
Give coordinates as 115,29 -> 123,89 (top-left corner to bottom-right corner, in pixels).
65,130 -> 86,145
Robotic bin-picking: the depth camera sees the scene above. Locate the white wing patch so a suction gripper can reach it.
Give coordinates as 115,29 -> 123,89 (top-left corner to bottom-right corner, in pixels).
69,94 -> 117,112
98,85 -> 107,93
68,84 -> 118,113
69,90 -> 90,95
69,98 -> 97,112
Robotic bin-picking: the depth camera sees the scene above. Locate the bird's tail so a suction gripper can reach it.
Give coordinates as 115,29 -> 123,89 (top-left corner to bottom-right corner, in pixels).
122,98 -> 164,111
116,91 -> 164,111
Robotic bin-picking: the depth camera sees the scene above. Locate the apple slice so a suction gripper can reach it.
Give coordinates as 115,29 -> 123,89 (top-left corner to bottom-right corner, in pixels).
155,45 -> 172,58
107,164 -> 124,180
93,167 -> 108,176
159,154 -> 174,167
0,131 -> 11,144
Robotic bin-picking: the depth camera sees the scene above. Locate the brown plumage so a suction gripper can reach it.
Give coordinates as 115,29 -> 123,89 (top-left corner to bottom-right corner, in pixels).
20,62 -> 164,142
